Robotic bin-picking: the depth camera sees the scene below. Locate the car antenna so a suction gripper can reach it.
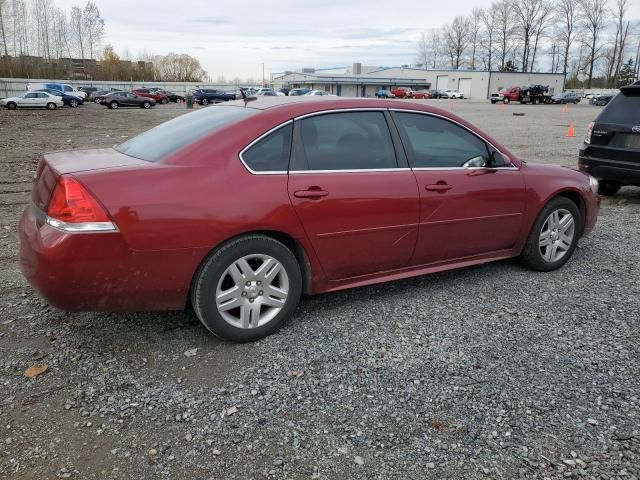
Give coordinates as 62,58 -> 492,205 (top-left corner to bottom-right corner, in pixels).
240,88 -> 257,106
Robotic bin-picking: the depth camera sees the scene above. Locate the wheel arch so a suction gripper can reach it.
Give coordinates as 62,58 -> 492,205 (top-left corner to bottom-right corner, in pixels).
542,188 -> 587,236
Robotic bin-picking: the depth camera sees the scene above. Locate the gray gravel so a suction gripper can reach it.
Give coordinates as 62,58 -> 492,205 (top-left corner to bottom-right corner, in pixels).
1,101 -> 639,479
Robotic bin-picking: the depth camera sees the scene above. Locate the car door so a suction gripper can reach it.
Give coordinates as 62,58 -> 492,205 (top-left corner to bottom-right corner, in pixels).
20,92 -> 38,107
122,93 -> 137,106
391,111 -> 526,265
287,110 -> 420,280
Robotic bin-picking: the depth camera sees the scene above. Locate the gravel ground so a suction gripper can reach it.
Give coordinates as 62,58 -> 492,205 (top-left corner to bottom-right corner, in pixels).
0,101 -> 639,479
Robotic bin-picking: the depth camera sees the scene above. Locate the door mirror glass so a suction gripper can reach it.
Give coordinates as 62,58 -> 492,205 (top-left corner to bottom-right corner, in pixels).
462,156 -> 486,168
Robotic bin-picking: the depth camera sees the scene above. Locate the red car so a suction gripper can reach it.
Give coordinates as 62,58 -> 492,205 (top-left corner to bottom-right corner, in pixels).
391,87 -> 414,98
19,97 -> 600,342
412,90 -> 433,99
132,88 -> 169,104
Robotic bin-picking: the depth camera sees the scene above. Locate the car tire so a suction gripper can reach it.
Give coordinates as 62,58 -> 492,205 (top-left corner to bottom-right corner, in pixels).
160,98 -> 168,104
109,101 -> 119,109
6,102 -> 17,110
142,101 -> 151,109
503,97 -> 510,104
201,98 -> 209,105
69,99 -> 79,108
191,234 -> 303,342
94,98 -> 101,104
597,181 -> 621,196
520,197 -> 582,272
47,102 -> 56,110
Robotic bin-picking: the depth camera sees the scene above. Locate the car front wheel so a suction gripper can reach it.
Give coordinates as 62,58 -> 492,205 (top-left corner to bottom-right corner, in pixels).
160,98 -> 168,104
142,101 -> 151,109
109,101 -> 119,109
503,97 -> 510,104
69,99 -> 79,108
192,235 -> 303,342
6,102 -> 17,110
201,98 -> 209,105
520,197 -> 582,272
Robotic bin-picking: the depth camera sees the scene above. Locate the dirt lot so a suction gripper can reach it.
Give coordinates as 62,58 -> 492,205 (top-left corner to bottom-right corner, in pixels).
1,101 -> 639,479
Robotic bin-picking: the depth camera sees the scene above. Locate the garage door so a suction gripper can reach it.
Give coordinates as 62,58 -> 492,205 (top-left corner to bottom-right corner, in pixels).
436,76 -> 448,91
458,78 -> 472,98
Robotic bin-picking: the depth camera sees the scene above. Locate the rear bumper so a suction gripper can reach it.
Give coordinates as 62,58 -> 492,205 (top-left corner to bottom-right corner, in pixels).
19,206 -> 193,312
578,152 -> 640,186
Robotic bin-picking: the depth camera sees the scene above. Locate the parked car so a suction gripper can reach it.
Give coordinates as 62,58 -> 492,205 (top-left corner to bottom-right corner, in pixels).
78,86 -> 99,96
2,91 -> 64,110
579,84 -> 640,196
375,89 -> 395,98
303,90 -> 335,96
429,89 -> 448,99
27,83 -> 86,99
412,90 -> 433,99
443,89 -> 464,99
279,87 -> 292,96
592,93 -> 615,106
37,89 -> 84,108
91,90 -> 112,103
147,88 -> 185,102
19,97 -> 600,342
100,91 -> 156,109
391,87 -> 414,98
288,88 -> 311,96
192,89 -> 235,105
133,89 -> 170,104
255,89 -> 278,96
551,91 -> 581,104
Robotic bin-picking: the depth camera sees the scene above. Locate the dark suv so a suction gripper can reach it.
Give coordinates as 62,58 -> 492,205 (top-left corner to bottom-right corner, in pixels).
192,89 -> 235,105
579,84 -> 640,195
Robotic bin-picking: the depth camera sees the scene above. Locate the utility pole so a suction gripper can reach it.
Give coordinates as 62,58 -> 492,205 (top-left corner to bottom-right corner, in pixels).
262,62 -> 265,87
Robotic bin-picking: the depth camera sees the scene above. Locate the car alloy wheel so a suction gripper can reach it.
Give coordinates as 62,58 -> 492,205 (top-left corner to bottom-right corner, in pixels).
143,102 -> 151,109
7,102 -> 17,110
201,98 -> 209,105
110,101 -> 119,109
192,234 -> 302,342
70,99 -> 78,108
538,209 -> 575,263
503,97 -> 510,104
94,98 -> 101,104
161,98 -> 168,104
47,102 -> 56,110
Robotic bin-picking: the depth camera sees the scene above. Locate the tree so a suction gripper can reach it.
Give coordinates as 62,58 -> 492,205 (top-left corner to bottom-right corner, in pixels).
83,2 -> 104,60
500,60 -> 518,72
415,31 -> 428,69
557,0 -> 579,76
617,57 -> 635,86
512,0 -> 548,71
0,0 -> 10,57
153,53 -> 206,82
578,0 -> 608,88
101,44 -> 120,79
443,16 -> 469,69
608,0 -> 631,87
69,5 -> 84,58
494,0 -> 515,70
480,5 -> 497,70
468,8 -> 483,69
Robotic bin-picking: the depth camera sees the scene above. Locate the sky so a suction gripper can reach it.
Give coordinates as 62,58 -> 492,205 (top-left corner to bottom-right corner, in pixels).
55,0 -> 640,79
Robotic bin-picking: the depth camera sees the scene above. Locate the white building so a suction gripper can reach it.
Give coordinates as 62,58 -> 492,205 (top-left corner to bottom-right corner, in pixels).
271,64 -> 566,99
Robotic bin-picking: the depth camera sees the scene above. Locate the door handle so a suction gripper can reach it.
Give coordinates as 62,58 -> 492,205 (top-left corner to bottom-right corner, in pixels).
294,189 -> 329,199
425,183 -> 452,192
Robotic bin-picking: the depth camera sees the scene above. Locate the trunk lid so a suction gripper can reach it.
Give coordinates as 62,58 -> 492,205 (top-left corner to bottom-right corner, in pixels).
32,148 -> 148,212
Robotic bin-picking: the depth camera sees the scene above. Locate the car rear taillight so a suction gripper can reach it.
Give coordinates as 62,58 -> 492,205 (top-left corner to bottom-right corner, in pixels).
46,176 -> 116,232
585,121 -> 594,144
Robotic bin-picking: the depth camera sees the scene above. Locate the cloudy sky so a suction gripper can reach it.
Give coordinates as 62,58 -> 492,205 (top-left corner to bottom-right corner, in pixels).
55,0 -> 640,79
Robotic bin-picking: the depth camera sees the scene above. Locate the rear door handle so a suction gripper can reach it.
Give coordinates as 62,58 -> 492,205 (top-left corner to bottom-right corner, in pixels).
294,189 -> 329,199
425,183 -> 452,192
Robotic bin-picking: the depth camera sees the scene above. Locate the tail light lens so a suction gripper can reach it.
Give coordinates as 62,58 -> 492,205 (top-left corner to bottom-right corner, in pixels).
585,121 -> 594,144
46,175 -> 116,232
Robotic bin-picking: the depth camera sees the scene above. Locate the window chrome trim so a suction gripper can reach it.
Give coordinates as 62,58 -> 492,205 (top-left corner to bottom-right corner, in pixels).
294,107 -> 388,121
238,120 -> 293,175
388,108 -> 520,170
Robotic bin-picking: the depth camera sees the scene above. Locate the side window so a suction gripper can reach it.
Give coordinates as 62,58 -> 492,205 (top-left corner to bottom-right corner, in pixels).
64,85 -> 72,92
296,112 -> 397,170
242,123 -> 293,172
25,93 -> 36,98
394,112 -> 489,168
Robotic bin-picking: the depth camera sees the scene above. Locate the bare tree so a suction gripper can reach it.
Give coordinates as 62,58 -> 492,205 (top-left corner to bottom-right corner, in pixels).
529,1 -> 554,71
0,0 -> 10,57
578,0 -> 608,88
494,0 -> 515,70
415,31 -> 428,68
429,29 -> 442,68
512,0 -> 548,71
468,7 -> 483,69
83,2 -> 103,59
443,16 -> 469,69
480,5 -> 498,70
557,0 -> 579,76
69,5 -> 84,58
609,0 -> 631,86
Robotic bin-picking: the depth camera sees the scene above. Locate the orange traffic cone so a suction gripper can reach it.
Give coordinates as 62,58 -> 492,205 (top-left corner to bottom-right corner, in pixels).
562,104 -> 569,113
566,123 -> 576,138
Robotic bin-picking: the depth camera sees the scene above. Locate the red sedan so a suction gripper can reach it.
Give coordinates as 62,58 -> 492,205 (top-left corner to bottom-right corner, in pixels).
412,90 -> 433,99
132,88 -> 169,104
19,97 -> 600,342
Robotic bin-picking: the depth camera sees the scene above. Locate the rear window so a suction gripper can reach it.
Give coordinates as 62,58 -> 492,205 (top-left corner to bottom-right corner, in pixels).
115,105 -> 257,162
598,92 -> 640,125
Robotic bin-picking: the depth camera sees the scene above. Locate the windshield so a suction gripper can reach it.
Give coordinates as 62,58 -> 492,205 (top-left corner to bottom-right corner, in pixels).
115,105 -> 257,162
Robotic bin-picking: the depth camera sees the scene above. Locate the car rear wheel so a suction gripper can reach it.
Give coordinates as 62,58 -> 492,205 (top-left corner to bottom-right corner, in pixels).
597,181 -> 621,196
142,101 -> 151,109
94,98 -> 101,104
69,99 -> 79,108
520,197 -> 582,272
192,235 -> 302,342
201,98 -> 209,105
6,102 -> 17,110
109,101 -> 119,109
46,102 -> 57,110
160,98 -> 168,104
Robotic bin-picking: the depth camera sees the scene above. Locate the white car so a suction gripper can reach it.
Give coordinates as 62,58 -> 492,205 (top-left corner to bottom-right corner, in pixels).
303,90 -> 336,96
27,82 -> 86,99
444,89 -> 465,99
1,91 -> 64,110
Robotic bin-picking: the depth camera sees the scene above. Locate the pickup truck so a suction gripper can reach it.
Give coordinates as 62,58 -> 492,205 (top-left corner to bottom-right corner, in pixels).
490,85 -> 552,104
